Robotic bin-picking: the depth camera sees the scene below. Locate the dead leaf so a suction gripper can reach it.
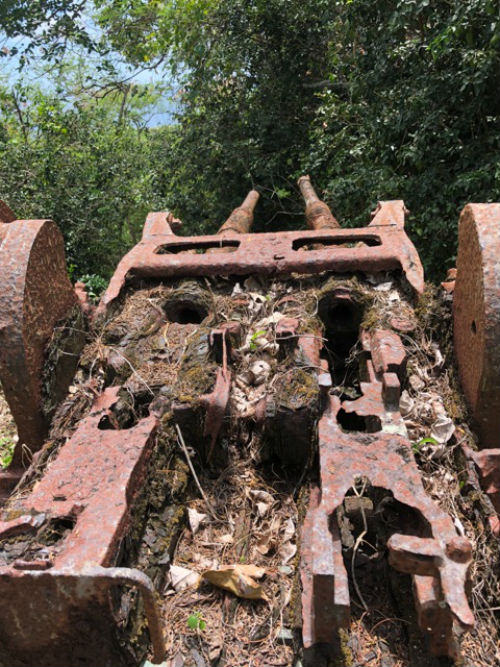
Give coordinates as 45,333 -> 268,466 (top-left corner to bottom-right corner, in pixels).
188,508 -> 208,535
388,289 -> 400,301
254,530 -> 272,555
409,374 -> 425,392
282,518 -> 295,542
431,342 -> 444,368
373,281 -> 393,292
430,414 -> 455,443
201,563 -> 267,600
208,633 -> 223,663
399,390 -> 414,416
279,541 -> 297,564
168,565 -> 200,592
248,360 -> 271,386
249,489 -> 275,516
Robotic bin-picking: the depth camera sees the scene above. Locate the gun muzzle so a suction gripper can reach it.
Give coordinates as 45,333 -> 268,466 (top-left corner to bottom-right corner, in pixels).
298,176 -> 339,230
217,189 -> 260,235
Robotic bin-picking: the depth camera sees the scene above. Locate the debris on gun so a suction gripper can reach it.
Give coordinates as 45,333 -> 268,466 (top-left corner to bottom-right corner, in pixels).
0,184 -> 498,667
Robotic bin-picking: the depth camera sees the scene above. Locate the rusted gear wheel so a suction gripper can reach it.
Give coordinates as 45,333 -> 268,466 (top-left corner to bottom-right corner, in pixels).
453,203 -> 500,448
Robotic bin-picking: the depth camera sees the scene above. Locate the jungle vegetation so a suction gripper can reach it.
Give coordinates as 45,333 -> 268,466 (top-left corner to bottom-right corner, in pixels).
1,0 -> 498,282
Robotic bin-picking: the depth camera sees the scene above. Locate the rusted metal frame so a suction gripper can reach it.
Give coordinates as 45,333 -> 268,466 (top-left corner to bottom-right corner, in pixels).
0,200 -> 16,226
142,211 -> 183,240
0,387 -> 163,662
0,567 -> 165,663
98,224 -> 423,321
217,189 -> 260,235
412,575 -> 459,658
261,321 -> 325,466
462,445 -> 500,536
300,330 -> 474,656
202,324 -> 234,460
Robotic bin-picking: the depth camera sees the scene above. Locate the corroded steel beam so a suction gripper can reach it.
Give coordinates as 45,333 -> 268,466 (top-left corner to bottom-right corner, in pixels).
217,189 -> 260,235
300,329 -> 474,659
1,193 -> 480,664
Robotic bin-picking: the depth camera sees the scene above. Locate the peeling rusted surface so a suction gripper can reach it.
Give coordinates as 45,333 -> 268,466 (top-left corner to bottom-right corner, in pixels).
173,324 -> 233,464
217,189 -> 260,235
142,211 -> 182,240
367,329 -> 407,379
74,281 -> 95,318
0,567 -> 164,666
0,217 -> 81,498
413,575 -> 459,659
441,267 -> 457,294
0,387 -> 162,665
96,200 -> 423,321
301,330 -> 474,657
453,203 -> 500,448
298,175 -> 339,230
463,445 -> 500,536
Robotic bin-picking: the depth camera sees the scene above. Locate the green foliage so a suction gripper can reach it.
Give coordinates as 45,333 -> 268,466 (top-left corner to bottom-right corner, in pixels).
89,0 -> 340,232
79,273 -> 109,301
1,1 -> 499,280
249,329 -> 267,351
0,66 -> 174,279
301,0 -> 500,278
90,0 -> 499,276
0,436 -> 15,468
0,1 -> 94,64
187,611 -> 206,631
412,436 -> 439,453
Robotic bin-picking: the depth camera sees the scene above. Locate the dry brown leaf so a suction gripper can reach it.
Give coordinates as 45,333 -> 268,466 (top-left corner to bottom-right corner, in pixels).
168,565 -> 200,592
187,508 -> 208,535
201,563 -> 267,600
282,517 -> 295,542
409,374 -> 425,391
254,531 -> 272,555
430,414 -> 455,443
249,489 -> 275,516
399,390 -> 414,416
279,541 -> 297,564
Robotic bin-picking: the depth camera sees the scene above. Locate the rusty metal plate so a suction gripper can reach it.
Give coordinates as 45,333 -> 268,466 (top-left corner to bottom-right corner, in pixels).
0,388 -> 162,665
300,330 -> 474,658
0,216 -> 81,499
453,203 -> 500,448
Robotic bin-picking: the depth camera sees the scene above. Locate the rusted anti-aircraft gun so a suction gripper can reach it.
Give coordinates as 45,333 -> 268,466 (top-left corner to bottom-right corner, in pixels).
0,184 -> 498,665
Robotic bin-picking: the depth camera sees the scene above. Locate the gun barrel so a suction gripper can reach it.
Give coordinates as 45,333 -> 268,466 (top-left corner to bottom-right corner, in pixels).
218,189 -> 260,235
297,176 -> 339,230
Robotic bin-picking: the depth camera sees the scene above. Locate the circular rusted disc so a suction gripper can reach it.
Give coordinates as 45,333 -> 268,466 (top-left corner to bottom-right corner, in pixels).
0,219 -> 78,459
453,203 -> 500,448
